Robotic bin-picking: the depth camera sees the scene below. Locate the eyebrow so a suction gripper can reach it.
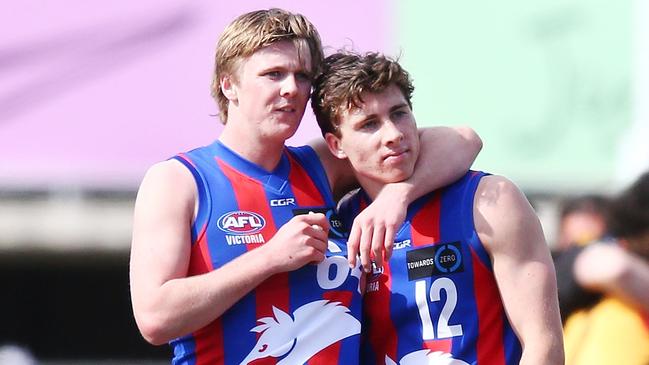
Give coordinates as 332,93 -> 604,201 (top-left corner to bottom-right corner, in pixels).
350,102 -> 410,128
389,103 -> 409,113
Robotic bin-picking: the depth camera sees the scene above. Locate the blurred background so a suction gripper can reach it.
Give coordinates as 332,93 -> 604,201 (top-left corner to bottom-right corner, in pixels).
1,0 -> 647,363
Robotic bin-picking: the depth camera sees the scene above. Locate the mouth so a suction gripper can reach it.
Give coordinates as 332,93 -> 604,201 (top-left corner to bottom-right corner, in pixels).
383,149 -> 409,162
275,105 -> 297,113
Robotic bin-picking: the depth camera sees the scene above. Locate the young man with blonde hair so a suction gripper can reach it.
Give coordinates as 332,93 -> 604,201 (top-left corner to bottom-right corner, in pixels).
312,51 -> 564,365
130,9 -> 481,364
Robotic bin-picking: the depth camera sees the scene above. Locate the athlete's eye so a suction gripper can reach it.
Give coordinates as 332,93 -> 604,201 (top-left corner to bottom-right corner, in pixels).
258,344 -> 268,353
392,110 -> 408,119
360,120 -> 378,131
265,71 -> 281,79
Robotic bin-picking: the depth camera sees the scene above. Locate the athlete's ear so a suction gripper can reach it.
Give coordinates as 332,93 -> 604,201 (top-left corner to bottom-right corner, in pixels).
220,75 -> 238,102
325,132 -> 347,159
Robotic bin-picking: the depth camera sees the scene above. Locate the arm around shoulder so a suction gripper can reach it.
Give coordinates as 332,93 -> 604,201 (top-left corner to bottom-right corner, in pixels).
309,125 -> 483,202
310,127 -> 482,270
404,126 -> 482,200
474,175 -> 564,365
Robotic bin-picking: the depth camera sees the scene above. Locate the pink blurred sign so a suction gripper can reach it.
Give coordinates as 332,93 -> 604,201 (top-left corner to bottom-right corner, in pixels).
0,1 -> 390,189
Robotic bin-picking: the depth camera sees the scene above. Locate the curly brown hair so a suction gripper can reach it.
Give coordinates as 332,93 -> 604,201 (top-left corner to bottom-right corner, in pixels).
311,51 -> 414,137
211,8 -> 323,123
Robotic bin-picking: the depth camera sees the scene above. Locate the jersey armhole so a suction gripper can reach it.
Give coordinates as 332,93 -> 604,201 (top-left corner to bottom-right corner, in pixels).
171,154 -> 211,244
462,171 -> 493,269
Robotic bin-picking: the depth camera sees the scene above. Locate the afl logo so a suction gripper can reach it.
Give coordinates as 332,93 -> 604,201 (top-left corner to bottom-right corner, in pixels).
217,211 -> 266,235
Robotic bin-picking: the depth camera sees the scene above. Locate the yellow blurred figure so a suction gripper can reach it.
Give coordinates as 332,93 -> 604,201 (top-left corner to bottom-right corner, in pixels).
564,297 -> 649,365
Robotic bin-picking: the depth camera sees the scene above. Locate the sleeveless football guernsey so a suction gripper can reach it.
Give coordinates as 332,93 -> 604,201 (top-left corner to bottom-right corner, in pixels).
169,140 -> 363,365
339,171 -> 522,365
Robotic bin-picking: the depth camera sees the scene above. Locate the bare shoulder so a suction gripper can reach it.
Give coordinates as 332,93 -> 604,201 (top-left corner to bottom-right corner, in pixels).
474,175 -> 530,219
135,159 -> 197,217
141,159 -> 195,192
131,159 -> 196,270
142,159 -> 194,185
474,175 -> 544,253
474,174 -> 524,202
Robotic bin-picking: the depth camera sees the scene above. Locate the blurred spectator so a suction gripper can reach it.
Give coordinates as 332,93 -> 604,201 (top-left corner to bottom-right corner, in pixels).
561,171 -> 649,365
555,194 -> 609,252
553,194 -> 610,321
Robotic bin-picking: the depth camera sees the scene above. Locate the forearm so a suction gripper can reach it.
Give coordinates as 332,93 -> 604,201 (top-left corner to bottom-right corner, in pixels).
510,262 -> 565,365
514,290 -> 565,365
520,340 -> 565,365
617,261 -> 649,312
133,247 -> 276,344
399,126 -> 481,202
516,263 -> 564,364
576,243 -> 649,311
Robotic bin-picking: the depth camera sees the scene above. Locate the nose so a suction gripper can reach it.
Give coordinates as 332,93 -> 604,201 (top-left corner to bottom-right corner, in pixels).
280,74 -> 298,97
383,120 -> 404,146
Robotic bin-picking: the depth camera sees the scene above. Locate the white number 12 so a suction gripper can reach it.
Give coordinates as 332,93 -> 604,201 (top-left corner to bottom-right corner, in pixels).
415,277 -> 463,340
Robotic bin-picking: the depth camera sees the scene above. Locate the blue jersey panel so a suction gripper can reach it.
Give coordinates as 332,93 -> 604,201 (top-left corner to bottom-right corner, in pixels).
349,171 -> 521,365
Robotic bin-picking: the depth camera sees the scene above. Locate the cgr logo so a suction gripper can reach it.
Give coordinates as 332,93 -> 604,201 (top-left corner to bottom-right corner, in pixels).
394,239 -> 412,250
217,211 -> 266,235
270,198 -> 295,207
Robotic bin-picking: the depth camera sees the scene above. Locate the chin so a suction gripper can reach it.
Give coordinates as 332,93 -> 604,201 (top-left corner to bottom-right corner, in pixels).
383,171 -> 410,184
275,121 -> 301,138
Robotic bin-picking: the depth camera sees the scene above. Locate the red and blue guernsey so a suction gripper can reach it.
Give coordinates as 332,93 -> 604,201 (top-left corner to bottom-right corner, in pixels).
170,140 -> 363,365
339,171 -> 522,365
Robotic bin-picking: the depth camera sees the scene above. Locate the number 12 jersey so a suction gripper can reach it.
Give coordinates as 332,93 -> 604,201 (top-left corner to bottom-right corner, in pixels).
339,171 -> 522,365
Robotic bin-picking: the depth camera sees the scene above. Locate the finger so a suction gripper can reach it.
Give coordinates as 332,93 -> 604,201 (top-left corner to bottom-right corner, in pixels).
310,235 -> 328,255
384,225 -> 395,261
347,221 -> 361,268
306,225 -> 327,242
371,225 -> 385,269
359,224 -> 372,273
309,220 -> 324,234
308,248 -> 326,264
304,212 -> 330,231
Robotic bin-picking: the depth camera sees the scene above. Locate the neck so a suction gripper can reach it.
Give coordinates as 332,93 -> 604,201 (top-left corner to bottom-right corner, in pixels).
358,176 -> 414,206
356,176 -> 385,201
219,121 -> 284,172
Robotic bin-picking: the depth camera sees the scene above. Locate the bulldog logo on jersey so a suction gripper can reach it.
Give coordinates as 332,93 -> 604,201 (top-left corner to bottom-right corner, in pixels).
406,242 -> 464,281
385,350 -> 469,365
239,300 -> 360,365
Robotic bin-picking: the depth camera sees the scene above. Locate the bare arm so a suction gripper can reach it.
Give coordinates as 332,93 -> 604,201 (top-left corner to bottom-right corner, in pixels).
313,126 -> 482,270
574,242 -> 649,313
129,160 -> 329,345
312,126 -> 482,201
474,175 -> 564,365
401,126 -> 483,202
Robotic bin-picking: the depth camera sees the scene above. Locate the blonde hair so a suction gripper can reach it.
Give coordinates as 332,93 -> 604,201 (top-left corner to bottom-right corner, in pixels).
211,8 -> 323,123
